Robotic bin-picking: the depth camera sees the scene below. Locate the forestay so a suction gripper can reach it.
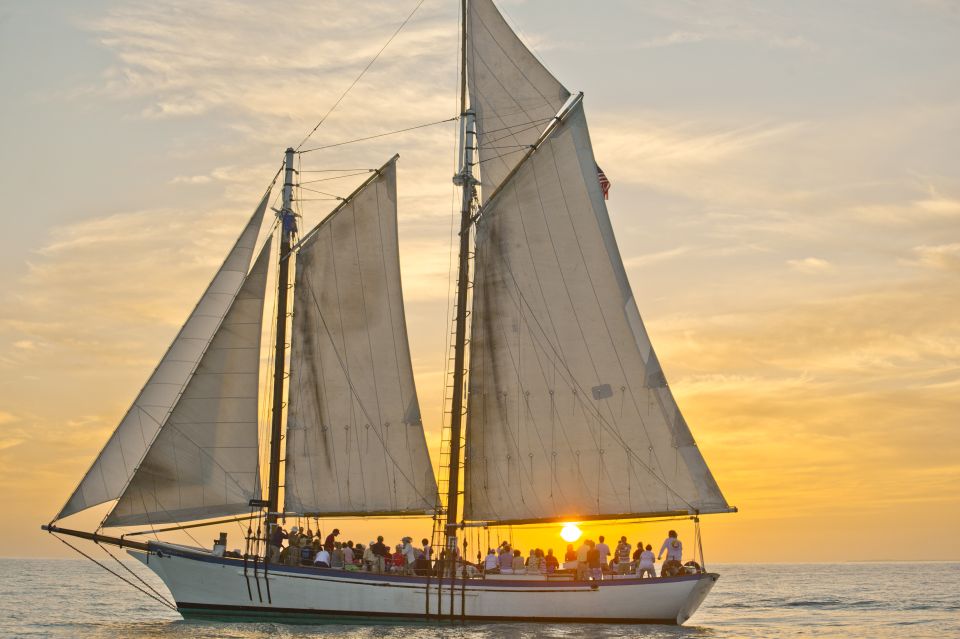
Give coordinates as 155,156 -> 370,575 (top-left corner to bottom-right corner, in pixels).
285,158 -> 438,516
463,102 -> 730,523
106,238 -> 272,526
56,194 -> 270,522
467,0 -> 570,201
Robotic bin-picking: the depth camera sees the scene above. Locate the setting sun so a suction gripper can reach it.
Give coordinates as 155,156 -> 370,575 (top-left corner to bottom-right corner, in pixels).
560,523 -> 582,543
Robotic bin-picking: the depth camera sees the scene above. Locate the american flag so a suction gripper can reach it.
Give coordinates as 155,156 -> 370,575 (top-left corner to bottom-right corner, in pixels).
596,164 -> 611,200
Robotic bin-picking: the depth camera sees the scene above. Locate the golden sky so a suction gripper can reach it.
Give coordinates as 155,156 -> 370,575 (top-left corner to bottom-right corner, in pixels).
1,0 -> 958,561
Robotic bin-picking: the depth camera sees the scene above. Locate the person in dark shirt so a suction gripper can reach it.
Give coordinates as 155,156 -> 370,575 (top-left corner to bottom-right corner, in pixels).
586,540 -> 601,580
544,548 -> 560,573
268,525 -> 287,562
323,528 -> 340,552
564,544 -> 577,562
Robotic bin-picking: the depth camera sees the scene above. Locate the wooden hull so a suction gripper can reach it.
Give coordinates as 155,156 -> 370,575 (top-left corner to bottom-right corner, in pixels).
134,543 -> 717,625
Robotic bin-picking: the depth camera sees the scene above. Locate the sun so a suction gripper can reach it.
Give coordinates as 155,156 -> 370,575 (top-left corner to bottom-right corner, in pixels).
560,523 -> 582,543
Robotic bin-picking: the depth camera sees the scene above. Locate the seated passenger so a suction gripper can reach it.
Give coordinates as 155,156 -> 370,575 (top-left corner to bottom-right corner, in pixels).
331,542 -> 345,569
498,545 -> 513,573
392,545 -> 405,573
544,548 -> 559,573
564,544 -> 577,562
511,549 -> 526,574
525,549 -> 539,573
637,544 -> 656,578
313,547 -> 331,568
483,549 -> 498,574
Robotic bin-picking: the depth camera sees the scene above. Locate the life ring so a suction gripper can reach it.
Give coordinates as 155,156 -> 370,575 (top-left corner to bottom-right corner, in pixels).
683,561 -> 702,574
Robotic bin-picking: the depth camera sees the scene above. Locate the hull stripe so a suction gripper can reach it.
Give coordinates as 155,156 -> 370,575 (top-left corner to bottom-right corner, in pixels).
176,601 -> 678,625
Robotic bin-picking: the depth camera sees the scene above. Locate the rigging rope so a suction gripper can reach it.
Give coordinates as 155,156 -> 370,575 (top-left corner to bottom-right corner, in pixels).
52,534 -> 177,611
95,541 -> 174,607
299,117 -> 457,154
295,0 -> 429,151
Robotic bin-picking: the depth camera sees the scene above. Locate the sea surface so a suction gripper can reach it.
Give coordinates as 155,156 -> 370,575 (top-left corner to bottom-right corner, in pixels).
1,559 -> 957,638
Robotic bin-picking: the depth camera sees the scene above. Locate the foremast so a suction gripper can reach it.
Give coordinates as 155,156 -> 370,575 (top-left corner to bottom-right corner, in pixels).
266,148 -> 297,532
444,0 -> 476,555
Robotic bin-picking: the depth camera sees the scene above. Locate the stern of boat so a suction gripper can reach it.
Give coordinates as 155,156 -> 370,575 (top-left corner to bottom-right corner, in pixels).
676,572 -> 718,624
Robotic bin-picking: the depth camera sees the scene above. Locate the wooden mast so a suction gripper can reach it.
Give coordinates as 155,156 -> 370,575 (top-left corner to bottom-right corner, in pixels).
445,0 -> 474,551
266,148 -> 296,536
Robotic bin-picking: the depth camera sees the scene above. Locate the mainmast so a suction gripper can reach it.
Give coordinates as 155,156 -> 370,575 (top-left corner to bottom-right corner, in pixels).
445,0 -> 475,551
266,148 -> 296,532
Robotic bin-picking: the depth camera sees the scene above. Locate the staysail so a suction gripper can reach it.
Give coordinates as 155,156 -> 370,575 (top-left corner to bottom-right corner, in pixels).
467,0 -> 570,201
284,157 -> 438,516
462,97 -> 731,523
105,238 -> 272,526
55,194 -> 270,522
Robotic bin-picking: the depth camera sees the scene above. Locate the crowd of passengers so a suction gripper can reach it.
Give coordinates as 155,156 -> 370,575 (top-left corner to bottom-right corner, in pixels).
265,525 -> 692,579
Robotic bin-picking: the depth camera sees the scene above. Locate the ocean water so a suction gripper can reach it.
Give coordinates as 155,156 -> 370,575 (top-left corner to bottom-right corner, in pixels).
2,559 -> 957,638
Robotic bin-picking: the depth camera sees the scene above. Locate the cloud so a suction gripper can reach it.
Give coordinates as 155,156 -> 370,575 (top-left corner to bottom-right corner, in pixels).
787,257 -> 831,273
904,243 -> 960,271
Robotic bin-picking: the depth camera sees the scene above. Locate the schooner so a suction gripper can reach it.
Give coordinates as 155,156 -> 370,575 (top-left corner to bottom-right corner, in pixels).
43,0 -> 736,625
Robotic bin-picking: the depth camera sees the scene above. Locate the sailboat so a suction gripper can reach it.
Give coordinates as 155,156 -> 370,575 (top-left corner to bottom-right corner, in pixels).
42,0 -> 736,626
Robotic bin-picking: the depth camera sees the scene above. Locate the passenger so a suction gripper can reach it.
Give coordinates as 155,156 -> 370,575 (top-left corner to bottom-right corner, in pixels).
415,538 -> 433,576
313,547 -> 331,568
511,549 -> 526,574
402,537 -> 418,575
483,549 -> 498,574
525,548 -> 539,573
331,542 -> 345,569
421,538 -> 433,562
596,535 -> 611,570
392,544 -> 405,573
633,541 -> 644,564
343,541 -> 355,566
534,549 -> 546,573
323,528 -> 340,552
637,544 -> 656,578
658,530 -> 683,564
615,536 -> 632,574
371,535 -> 389,574
363,541 -> 377,572
544,548 -> 559,573
575,539 -> 590,580
564,544 -> 577,563
498,545 -> 513,573
586,540 -> 601,580
285,531 -> 301,566
268,524 -> 287,563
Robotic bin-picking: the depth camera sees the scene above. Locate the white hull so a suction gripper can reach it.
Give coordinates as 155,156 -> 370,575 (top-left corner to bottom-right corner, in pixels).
134,543 -> 717,625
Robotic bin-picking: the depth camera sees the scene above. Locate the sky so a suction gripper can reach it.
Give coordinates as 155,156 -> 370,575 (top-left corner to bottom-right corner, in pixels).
1,0 -> 958,562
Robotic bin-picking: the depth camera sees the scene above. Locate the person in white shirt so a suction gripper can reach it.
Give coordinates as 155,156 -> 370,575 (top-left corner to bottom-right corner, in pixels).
313,548 -> 331,568
658,530 -> 683,563
401,536 -> 418,575
636,544 -> 656,578
483,549 -> 499,573
595,535 -> 611,570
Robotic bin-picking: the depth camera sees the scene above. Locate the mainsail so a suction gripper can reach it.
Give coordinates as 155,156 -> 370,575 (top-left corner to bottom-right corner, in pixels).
463,26 -> 730,523
105,238 -> 272,526
284,157 -> 438,516
467,0 -> 570,201
56,194 -> 270,522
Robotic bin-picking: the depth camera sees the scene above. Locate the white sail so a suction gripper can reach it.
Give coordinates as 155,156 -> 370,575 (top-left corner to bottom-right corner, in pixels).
104,238 -> 272,527
463,101 -> 730,524
285,158 -> 438,516
467,0 -> 571,201
55,194 -> 270,522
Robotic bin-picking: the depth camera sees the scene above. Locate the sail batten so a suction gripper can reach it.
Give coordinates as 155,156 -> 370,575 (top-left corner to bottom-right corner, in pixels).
104,236 -> 273,527
463,101 -> 730,523
55,194 -> 270,522
284,157 -> 438,517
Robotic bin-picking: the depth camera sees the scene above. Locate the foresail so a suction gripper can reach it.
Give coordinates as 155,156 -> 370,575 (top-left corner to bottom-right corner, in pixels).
285,158 -> 438,516
105,238 -> 272,527
467,0 -> 570,201
55,193 -> 270,522
463,101 -> 730,524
